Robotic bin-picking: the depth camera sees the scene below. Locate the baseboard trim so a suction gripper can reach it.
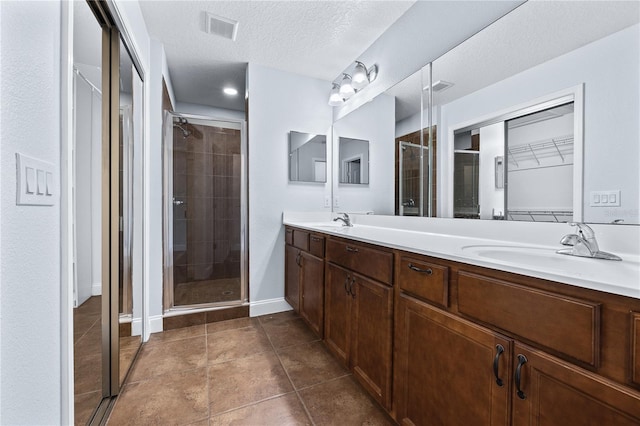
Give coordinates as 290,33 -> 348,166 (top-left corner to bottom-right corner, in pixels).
146,315 -> 164,338
91,282 -> 102,296
249,298 -> 293,317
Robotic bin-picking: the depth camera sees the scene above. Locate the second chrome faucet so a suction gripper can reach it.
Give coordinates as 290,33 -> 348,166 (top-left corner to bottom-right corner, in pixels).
333,212 -> 353,227
557,222 -> 621,261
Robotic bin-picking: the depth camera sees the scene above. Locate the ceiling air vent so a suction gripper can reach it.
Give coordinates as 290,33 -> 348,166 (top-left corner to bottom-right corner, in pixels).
205,12 -> 239,41
423,80 -> 454,92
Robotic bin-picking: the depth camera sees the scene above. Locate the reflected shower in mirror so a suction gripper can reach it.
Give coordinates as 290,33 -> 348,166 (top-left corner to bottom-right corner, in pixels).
289,131 -> 327,183
339,137 -> 369,185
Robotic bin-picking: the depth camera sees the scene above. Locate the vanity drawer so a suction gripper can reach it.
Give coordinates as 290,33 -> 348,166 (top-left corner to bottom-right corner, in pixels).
398,256 -> 448,307
457,271 -> 601,366
285,227 -> 293,245
309,234 -> 325,258
326,239 -> 393,285
293,229 -> 309,251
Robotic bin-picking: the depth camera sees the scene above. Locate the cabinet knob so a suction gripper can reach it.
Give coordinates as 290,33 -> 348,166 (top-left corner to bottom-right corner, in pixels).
515,354 -> 528,400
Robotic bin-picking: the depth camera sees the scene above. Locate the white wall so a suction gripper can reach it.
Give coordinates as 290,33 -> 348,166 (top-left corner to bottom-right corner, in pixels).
0,1 -> 62,423
247,64 -> 332,316
438,24 -> 640,224
175,101 -> 245,121
478,123 -> 504,219
333,94 -> 395,214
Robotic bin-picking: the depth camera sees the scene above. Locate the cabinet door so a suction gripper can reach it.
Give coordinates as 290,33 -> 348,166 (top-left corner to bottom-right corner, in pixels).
285,244 -> 301,312
394,293 -> 511,426
512,343 -> 640,426
300,251 -> 324,337
350,273 -> 393,410
324,263 -> 352,366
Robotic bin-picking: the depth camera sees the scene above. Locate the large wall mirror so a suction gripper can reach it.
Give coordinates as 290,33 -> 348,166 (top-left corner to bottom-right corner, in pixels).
346,1 -> 639,225
289,131 -> 327,183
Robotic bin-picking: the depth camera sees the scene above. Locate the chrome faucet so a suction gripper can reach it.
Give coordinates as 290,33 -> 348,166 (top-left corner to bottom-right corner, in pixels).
556,222 -> 621,261
333,212 -> 352,227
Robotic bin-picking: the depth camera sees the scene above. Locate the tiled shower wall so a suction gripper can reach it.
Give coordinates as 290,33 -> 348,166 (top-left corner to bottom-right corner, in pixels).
172,124 -> 242,290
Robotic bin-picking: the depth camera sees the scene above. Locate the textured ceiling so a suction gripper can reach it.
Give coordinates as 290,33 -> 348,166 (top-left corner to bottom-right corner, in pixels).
139,0 -> 415,111
387,0 -> 640,122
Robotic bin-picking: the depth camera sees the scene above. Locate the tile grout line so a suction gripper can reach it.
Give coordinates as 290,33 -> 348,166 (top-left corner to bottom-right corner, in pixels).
260,316 -> 317,426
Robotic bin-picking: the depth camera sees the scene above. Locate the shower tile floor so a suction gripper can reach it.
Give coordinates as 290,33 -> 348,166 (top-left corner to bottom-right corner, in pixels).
106,311 -> 393,425
174,278 -> 241,306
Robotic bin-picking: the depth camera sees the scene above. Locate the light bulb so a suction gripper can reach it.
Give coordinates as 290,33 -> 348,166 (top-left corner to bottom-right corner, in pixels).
328,84 -> 343,106
339,74 -> 355,98
352,62 -> 368,90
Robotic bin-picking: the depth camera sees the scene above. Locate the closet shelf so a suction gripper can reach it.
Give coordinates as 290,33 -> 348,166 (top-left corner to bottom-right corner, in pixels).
507,209 -> 573,222
508,135 -> 573,168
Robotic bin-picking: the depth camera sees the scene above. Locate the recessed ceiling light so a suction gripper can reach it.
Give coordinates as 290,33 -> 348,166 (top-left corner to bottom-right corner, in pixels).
223,87 -> 238,96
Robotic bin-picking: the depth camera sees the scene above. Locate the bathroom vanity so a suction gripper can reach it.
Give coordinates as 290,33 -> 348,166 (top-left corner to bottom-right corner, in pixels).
283,215 -> 640,425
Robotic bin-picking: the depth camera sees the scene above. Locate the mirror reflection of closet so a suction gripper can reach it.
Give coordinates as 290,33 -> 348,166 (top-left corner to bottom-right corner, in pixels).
338,137 -> 370,185
72,2 -> 144,423
118,36 -> 144,388
72,1 -> 104,423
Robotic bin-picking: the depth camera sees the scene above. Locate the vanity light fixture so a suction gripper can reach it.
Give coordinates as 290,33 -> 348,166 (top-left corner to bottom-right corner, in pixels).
223,87 -> 238,96
338,74 -> 355,98
328,84 -> 344,106
329,61 -> 379,106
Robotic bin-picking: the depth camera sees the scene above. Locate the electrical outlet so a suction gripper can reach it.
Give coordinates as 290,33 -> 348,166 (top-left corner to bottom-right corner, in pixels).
324,196 -> 330,208
334,196 -> 339,207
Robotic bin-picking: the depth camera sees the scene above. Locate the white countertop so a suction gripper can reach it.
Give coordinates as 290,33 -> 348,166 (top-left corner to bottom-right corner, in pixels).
283,212 -> 640,299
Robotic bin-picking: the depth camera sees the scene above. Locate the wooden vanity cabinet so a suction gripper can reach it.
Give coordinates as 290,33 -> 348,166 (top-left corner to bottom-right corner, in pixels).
325,240 -> 394,411
512,343 -> 640,426
284,227 -> 325,337
393,251 -> 640,425
394,293 -> 511,426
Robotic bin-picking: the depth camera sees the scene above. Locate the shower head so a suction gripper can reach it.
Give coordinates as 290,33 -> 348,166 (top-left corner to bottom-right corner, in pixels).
174,117 -> 192,138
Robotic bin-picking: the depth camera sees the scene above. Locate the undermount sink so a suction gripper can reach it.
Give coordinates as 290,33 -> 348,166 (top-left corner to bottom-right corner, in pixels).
461,244 -> 639,290
300,222 -> 351,229
461,244 -> 563,265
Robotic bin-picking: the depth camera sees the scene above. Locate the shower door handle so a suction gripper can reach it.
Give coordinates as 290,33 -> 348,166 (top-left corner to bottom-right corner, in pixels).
173,199 -> 185,206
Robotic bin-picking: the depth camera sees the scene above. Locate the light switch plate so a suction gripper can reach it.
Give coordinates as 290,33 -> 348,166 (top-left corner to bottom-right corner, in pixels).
16,153 -> 55,206
589,190 -> 620,207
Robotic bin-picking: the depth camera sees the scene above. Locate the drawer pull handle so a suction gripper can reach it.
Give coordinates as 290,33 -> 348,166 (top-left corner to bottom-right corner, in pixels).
311,237 -> 322,242
346,246 -> 359,253
515,354 -> 528,400
493,344 -> 505,387
349,277 -> 356,298
344,275 -> 351,295
408,264 -> 433,275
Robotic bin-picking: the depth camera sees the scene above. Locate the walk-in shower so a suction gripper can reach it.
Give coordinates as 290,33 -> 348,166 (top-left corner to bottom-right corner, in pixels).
163,112 -> 247,310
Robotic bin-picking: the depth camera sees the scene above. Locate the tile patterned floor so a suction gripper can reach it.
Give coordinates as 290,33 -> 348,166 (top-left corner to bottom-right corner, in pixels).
107,311 -> 394,425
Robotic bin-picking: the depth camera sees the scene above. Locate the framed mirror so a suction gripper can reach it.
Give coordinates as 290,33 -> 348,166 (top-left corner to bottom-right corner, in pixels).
338,137 -> 369,185
289,131 -> 327,183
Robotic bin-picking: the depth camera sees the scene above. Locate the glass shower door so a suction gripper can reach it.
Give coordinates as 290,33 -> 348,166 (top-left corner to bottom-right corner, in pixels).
163,113 -> 247,309
399,141 -> 428,216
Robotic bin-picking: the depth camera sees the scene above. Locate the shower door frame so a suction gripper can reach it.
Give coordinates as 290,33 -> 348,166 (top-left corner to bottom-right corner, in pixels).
162,111 -> 248,312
